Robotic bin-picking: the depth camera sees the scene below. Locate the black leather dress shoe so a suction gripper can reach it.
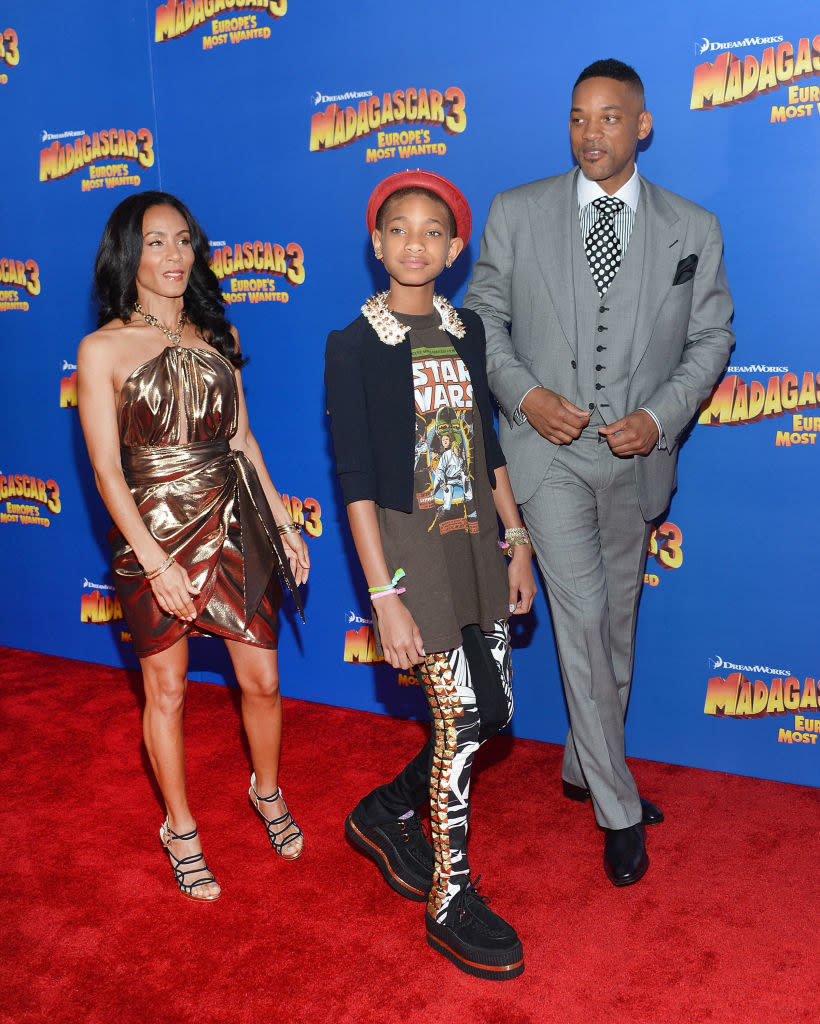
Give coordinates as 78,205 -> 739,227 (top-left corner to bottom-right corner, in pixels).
603,823 -> 649,887
562,780 -> 664,825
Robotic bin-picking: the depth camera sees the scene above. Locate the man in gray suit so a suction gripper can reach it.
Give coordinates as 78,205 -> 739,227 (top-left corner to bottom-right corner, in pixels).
464,59 -> 733,885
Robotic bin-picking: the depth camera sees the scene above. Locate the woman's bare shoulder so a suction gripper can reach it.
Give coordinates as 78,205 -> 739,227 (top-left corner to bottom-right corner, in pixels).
78,318 -> 140,366
79,318 -> 127,351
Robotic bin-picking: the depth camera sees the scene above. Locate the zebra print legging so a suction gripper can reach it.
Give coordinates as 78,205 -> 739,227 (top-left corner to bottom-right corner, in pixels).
418,618 -> 513,921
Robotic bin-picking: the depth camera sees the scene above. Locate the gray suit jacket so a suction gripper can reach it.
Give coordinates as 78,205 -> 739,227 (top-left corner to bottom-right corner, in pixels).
464,169 -> 734,520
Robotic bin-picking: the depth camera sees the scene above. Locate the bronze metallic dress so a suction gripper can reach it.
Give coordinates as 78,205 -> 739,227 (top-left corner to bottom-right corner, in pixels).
111,343 -> 301,658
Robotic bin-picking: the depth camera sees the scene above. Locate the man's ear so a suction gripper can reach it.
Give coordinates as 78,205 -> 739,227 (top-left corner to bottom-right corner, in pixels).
638,109 -> 653,141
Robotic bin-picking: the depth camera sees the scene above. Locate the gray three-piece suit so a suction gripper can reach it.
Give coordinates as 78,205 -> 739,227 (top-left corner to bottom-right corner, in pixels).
465,167 -> 734,829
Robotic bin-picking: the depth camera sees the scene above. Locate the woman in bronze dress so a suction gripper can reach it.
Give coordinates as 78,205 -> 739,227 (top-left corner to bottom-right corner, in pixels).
78,191 -> 310,901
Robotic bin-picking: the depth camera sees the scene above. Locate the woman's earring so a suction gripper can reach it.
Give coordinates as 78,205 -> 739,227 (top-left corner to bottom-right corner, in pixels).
374,249 -> 383,260
445,259 -> 452,268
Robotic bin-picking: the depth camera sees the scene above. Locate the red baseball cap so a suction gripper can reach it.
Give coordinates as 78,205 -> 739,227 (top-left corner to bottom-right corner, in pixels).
366,169 -> 472,245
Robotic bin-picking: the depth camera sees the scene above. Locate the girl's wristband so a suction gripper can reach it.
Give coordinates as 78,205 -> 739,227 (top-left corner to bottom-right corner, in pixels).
368,568 -> 406,594
370,586 -> 406,601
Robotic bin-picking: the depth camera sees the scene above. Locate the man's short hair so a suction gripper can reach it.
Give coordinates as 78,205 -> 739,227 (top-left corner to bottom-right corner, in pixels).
574,59 -> 645,106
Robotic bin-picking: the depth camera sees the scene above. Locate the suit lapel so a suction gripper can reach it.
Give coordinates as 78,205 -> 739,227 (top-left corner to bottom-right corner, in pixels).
529,169 -> 579,354
630,179 -> 681,375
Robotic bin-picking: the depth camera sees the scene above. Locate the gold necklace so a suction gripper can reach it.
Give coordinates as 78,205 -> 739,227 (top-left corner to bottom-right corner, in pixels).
134,302 -> 187,346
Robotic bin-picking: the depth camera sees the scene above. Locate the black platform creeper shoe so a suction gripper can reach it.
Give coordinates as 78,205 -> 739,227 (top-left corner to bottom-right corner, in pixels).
425,879 -> 524,981
345,806 -> 433,902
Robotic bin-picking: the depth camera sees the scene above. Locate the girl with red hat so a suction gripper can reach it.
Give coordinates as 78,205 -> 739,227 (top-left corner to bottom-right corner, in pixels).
325,170 -> 536,980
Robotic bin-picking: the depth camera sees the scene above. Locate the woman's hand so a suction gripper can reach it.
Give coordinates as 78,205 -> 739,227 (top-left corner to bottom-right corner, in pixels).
507,546 -> 537,615
281,530 -> 310,586
373,596 -> 425,670
147,559 -> 200,622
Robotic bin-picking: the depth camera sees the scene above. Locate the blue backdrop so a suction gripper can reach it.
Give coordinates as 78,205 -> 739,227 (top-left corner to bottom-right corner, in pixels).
1,0 -> 817,787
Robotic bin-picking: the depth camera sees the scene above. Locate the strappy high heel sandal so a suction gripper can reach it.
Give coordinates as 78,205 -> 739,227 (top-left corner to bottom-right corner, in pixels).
159,819 -> 221,901
248,772 -> 304,861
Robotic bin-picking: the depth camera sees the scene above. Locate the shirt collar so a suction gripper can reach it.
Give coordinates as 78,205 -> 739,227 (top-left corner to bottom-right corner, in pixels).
576,166 -> 641,212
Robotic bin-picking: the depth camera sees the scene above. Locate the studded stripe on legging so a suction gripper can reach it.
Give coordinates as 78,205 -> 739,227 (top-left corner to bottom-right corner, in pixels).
419,618 -> 513,922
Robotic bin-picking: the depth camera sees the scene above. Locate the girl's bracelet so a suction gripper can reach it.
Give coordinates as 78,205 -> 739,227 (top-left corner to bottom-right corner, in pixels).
144,555 -> 175,581
500,526 -> 531,555
368,568 -> 406,594
370,586 -> 407,601
277,521 -> 301,535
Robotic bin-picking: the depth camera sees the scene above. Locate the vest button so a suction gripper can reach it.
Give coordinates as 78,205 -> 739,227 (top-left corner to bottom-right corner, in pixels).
571,360 -> 577,368
595,364 -> 604,371
595,383 -> 605,390
588,403 -> 595,410
596,345 -> 606,352
599,306 -> 609,314
597,325 -> 607,332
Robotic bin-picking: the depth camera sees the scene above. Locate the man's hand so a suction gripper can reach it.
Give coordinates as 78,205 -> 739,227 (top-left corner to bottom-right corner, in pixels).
598,410 -> 658,456
520,387 -> 589,445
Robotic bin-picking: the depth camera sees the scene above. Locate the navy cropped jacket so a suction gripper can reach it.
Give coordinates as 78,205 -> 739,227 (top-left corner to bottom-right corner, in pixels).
324,305 -> 505,512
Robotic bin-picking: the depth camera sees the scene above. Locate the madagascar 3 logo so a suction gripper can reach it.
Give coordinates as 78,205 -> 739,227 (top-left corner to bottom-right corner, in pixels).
80,578 -> 123,625
210,239 -> 305,306
155,0 -> 286,48
280,493 -> 322,538
60,360 -> 77,409
0,256 -> 40,312
0,473 -> 61,527
699,368 -> 820,447
309,86 -> 467,162
690,33 -> 820,123
341,616 -> 416,688
644,520 -> 683,587
40,128 -> 154,191
704,655 -> 818,749
0,26 -> 19,84
344,620 -> 382,665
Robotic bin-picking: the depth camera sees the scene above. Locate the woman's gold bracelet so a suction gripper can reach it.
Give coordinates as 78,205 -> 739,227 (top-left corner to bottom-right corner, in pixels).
277,521 -> 301,535
144,555 -> 175,580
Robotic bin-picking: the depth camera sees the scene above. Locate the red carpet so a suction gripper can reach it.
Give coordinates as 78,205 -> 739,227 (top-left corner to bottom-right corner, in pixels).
0,647 -> 816,1024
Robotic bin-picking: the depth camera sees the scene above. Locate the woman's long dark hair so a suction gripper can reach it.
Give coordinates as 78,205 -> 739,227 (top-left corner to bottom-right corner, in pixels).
93,190 -> 244,367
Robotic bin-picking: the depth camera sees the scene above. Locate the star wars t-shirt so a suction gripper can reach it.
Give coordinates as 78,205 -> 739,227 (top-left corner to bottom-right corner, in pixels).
374,310 -> 509,654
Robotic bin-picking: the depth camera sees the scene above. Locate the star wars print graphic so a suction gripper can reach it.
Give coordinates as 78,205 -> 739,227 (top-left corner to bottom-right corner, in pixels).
412,344 -> 476,536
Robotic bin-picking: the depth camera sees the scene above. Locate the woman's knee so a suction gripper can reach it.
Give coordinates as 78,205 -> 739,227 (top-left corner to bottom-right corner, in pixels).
240,667 -> 280,701
143,669 -> 187,716
227,642 -> 280,700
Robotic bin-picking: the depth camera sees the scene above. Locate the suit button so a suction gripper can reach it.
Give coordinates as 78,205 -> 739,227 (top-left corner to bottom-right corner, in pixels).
597,325 -> 607,332
588,403 -> 595,409
571,360 -> 577,369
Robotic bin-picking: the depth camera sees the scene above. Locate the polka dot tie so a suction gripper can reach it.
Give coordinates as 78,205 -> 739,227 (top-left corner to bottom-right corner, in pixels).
585,196 -> 624,296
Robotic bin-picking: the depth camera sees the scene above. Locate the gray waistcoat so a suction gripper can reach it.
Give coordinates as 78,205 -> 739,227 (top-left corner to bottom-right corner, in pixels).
570,203 -> 646,424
